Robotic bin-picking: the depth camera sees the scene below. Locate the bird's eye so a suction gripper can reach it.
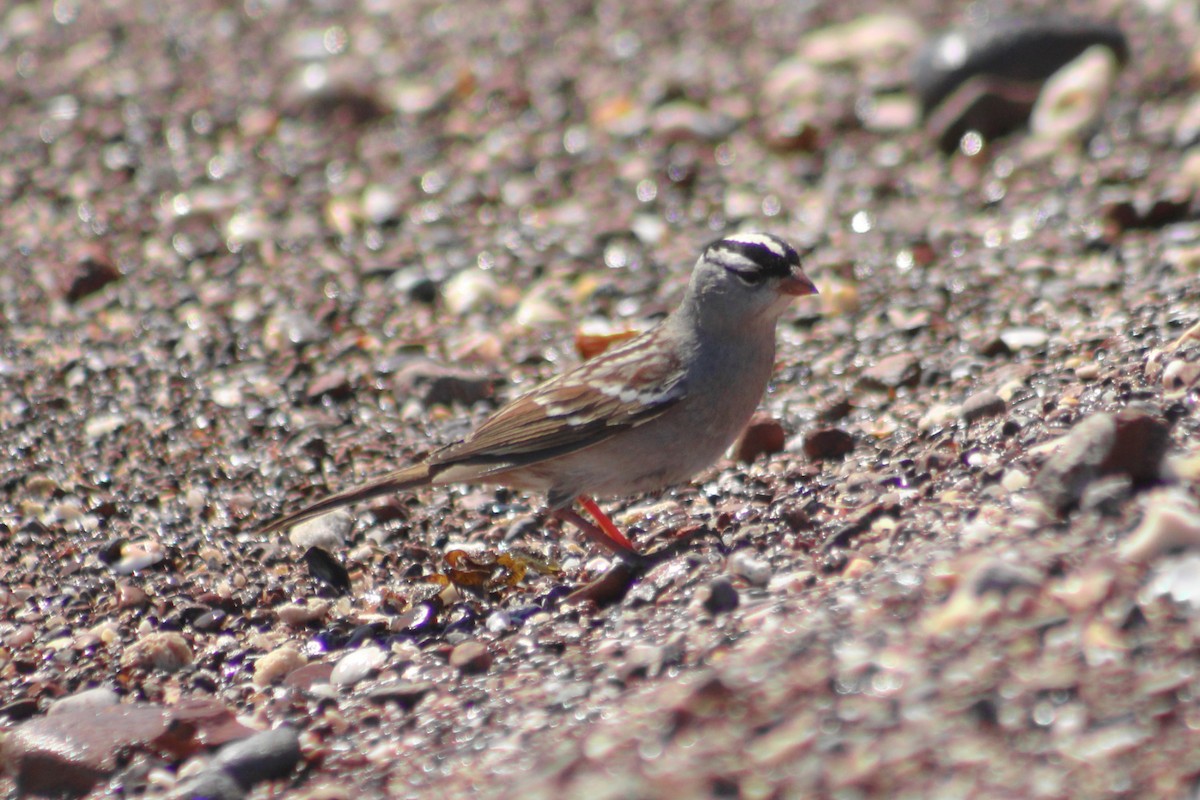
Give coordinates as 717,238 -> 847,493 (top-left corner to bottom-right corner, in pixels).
726,267 -> 767,285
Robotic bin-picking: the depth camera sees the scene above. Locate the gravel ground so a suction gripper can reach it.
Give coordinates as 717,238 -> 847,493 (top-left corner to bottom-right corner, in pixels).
4,0 -> 1200,797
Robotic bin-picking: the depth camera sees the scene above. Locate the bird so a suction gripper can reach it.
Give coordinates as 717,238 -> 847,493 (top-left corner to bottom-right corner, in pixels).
260,232 -> 817,556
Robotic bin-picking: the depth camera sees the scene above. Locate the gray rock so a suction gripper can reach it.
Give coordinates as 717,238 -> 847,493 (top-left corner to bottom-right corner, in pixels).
214,726 -> 303,788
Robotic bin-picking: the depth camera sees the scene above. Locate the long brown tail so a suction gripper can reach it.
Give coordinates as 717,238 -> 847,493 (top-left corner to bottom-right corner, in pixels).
258,462 -> 434,535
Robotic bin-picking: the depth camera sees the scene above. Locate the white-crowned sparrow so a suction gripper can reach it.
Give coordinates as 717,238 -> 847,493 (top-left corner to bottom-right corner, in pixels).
262,233 -> 817,554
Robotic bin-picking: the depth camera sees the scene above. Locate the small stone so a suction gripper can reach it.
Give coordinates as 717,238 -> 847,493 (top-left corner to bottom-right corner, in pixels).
859,353 -> 921,390
700,577 -> 740,614
362,184 -> 402,224
732,414 -> 787,463
802,427 -> 854,460
170,698 -> 257,749
47,687 -> 120,716
392,358 -> 498,408
1103,409 -> 1172,485
1037,414 -> 1117,513
1030,45 -> 1121,142
169,768 -> 246,800
1145,553 -> 1200,608
62,242 -> 121,302
442,268 -> 499,314
999,327 -> 1049,351
366,680 -> 435,709
449,641 -> 492,674
213,726 -> 303,788
1163,360 -> 1200,398
253,646 -> 307,687
1119,491 -> 1200,563
728,550 -> 772,588
124,632 -> 193,673
960,391 -> 1006,423
288,510 -> 353,550
305,370 -> 353,402
330,645 -> 387,687
275,599 -> 332,628
276,664 -> 331,693
1001,469 -> 1031,492
103,538 -> 168,575
302,546 -> 353,594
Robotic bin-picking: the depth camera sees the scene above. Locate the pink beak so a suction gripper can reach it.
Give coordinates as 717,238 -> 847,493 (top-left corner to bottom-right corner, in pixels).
780,271 -> 819,297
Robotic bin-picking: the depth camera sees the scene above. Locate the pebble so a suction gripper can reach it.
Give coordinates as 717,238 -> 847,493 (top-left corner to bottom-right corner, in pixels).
999,327 -> 1049,351
330,645 -> 387,687
392,358 -> 498,408
449,641 -> 493,674
1162,359 -> 1200,399
47,686 -> 120,716
798,13 -> 923,68
104,538 -> 168,575
212,726 -> 303,788
699,577 -> 740,614
442,268 -> 499,314
362,184 -> 402,224
802,427 -> 854,460
960,391 -> 1006,423
288,510 -> 353,550
254,645 -> 307,687
124,631 -> 193,673
61,242 -> 121,302
366,680 -> 436,709
859,353 -> 921,390
1145,553 -> 1200,609
277,599 -> 333,630
1030,45 -> 1121,142
732,414 -> 787,463
728,550 -> 772,588
305,370 -> 353,401
169,768 -> 246,800
171,697 -> 259,748
1119,491 -> 1200,563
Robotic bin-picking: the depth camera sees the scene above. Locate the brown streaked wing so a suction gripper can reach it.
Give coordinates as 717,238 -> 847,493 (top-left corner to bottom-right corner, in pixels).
428,337 -> 686,469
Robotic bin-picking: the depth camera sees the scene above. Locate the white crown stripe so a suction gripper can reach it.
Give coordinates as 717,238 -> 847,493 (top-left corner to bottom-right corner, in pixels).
722,233 -> 787,257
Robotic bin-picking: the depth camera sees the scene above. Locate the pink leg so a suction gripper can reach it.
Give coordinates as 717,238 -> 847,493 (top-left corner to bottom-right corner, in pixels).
557,495 -> 636,554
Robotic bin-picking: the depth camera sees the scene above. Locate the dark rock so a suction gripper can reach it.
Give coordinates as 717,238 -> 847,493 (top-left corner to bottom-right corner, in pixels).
305,370 -> 354,402
303,546 -> 352,595
169,768 -> 247,800
62,243 -> 121,302
961,391 -> 1007,423
913,15 -> 1129,151
366,680 -> 436,709
803,427 -> 854,460
213,726 -> 303,788
732,414 -> 787,463
700,577 -> 740,614
392,358 -> 499,408
1102,409 -> 1172,485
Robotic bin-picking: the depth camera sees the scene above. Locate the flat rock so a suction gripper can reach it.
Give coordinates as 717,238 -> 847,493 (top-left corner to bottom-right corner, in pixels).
859,353 -> 921,390
5,704 -> 189,797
